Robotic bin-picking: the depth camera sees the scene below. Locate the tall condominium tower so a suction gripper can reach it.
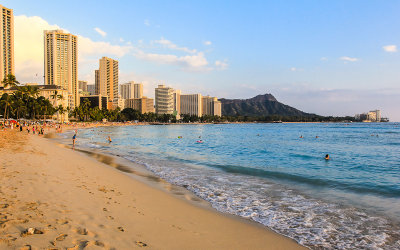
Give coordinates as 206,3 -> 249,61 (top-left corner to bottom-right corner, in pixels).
78,80 -> 88,92
134,83 -> 143,98
96,57 -> 118,103
0,5 -> 14,84
44,30 -> 78,108
180,94 -> 202,116
155,84 -> 175,115
120,81 -> 135,99
173,89 -> 181,116
202,96 -> 222,117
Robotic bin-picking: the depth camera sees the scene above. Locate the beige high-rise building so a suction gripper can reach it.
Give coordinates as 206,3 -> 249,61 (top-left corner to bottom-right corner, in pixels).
78,80 -> 88,92
202,96 -> 222,117
155,84 -> 175,115
173,89 -> 181,116
95,70 -> 100,94
120,81 -> 135,99
87,84 -> 95,95
125,96 -> 154,114
44,30 -> 78,108
180,94 -> 202,116
134,83 -> 143,98
96,57 -> 118,107
0,5 -> 14,85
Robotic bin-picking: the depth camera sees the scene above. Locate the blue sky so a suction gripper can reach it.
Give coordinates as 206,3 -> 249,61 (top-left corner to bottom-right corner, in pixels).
3,0 -> 400,120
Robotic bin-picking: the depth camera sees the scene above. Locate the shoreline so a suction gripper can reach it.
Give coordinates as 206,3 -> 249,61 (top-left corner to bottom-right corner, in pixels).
0,128 -> 304,249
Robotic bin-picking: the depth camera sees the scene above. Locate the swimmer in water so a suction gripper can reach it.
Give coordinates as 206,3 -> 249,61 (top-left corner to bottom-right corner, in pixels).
300,135 -> 303,138
316,136 -> 319,138
325,154 -> 330,160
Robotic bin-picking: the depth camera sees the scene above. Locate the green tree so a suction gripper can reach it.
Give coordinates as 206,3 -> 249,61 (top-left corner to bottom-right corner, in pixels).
1,74 -> 19,89
1,94 -> 13,123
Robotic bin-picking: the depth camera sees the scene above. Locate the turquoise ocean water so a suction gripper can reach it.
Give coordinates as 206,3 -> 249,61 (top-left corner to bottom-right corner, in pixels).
69,123 -> 400,249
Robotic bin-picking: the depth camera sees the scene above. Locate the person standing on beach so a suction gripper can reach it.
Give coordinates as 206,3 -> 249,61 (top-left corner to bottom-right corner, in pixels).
72,132 -> 77,149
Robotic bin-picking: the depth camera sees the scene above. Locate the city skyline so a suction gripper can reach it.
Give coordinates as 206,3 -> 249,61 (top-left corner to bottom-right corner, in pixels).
2,0 -> 400,120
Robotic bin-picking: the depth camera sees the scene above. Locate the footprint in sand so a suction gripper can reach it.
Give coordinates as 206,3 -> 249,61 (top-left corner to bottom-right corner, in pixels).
67,240 -> 88,250
55,233 -> 68,241
19,245 -> 31,250
107,215 -> 114,220
135,241 -> 147,247
117,226 -> 125,232
75,227 -> 88,235
56,218 -> 69,225
0,203 -> 9,208
94,240 -> 105,247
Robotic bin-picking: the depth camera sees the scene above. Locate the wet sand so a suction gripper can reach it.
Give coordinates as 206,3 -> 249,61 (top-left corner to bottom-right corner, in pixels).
0,129 -> 304,249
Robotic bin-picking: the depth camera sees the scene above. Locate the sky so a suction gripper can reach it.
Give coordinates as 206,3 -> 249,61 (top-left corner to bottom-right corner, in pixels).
3,0 -> 400,121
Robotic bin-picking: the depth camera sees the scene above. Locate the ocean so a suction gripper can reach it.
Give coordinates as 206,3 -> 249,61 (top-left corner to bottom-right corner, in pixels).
67,123 -> 400,249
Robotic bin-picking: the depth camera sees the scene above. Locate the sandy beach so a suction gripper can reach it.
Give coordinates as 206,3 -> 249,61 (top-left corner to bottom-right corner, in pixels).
0,128 -> 304,249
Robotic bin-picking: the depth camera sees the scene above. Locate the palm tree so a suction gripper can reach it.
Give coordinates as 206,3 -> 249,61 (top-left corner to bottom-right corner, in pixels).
57,105 -> 66,123
2,74 -> 19,89
1,94 -> 13,123
81,99 -> 91,121
51,90 -> 64,121
50,90 -> 63,104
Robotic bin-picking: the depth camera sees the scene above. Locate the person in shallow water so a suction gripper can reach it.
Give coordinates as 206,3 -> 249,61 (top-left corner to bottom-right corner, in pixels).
108,136 -> 112,143
72,133 -> 77,149
325,154 -> 330,160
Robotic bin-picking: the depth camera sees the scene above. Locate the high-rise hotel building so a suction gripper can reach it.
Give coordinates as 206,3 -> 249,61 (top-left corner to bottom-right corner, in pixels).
134,83 -> 143,99
120,81 -> 134,99
179,94 -> 222,117
120,82 -> 143,100
44,30 -> 78,108
95,57 -> 118,108
155,84 -> 175,115
180,94 -> 202,117
0,5 -> 14,84
202,96 -> 222,116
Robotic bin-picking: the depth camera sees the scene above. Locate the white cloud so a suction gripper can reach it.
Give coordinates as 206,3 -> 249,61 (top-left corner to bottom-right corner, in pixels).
14,15 -> 132,83
144,19 -> 150,26
135,50 -> 209,71
119,37 -> 124,42
320,57 -> 328,61
290,67 -> 304,72
204,41 -> 212,46
215,60 -> 228,70
383,45 -> 397,53
153,38 -> 197,54
94,27 -> 107,37
78,36 -> 132,59
340,56 -> 359,62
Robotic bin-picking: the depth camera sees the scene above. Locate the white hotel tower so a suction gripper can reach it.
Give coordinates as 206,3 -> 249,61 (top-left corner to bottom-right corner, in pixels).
44,30 -> 78,108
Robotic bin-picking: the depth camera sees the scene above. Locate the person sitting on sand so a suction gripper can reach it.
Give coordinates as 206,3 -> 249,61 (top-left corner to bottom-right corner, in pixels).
325,154 -> 330,160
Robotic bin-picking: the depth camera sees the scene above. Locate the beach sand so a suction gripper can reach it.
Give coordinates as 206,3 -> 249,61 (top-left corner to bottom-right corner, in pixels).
0,129 -> 304,249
